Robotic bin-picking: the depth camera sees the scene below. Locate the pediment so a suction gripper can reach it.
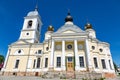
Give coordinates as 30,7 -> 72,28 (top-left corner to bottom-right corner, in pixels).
62,30 -> 77,33
11,39 -> 30,45
55,24 -> 85,34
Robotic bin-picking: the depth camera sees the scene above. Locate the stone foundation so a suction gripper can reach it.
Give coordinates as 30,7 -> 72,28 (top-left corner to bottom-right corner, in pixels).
2,71 -> 116,79
103,72 -> 116,78
3,72 -> 41,76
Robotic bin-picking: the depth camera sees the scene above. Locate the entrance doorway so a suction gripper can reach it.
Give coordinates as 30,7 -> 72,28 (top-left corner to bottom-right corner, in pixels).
66,57 -> 74,71
35,72 -> 38,76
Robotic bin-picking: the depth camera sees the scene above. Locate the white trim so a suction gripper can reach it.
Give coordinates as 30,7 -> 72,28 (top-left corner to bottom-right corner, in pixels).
66,54 -> 73,56
62,40 -> 66,70
74,40 -> 79,70
2,49 -> 10,71
85,39 -> 92,69
50,40 -> 54,68
14,49 -> 24,55
27,58 -> 32,69
65,22 -> 73,25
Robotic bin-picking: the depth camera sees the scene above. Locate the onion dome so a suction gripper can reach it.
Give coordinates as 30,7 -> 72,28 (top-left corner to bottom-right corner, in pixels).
48,25 -> 54,31
85,23 -> 92,30
65,12 -> 73,22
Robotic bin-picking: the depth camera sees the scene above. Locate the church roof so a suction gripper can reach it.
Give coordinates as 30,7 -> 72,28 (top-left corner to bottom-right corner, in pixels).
55,23 -> 85,33
55,11 -> 86,34
27,10 -> 39,16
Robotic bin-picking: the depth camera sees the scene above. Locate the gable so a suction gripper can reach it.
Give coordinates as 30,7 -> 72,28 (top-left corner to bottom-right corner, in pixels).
11,40 -> 30,45
55,24 -> 85,34
62,30 -> 76,33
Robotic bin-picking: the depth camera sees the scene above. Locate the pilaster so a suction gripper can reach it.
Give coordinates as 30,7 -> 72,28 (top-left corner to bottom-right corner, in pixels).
1,49 -> 10,71
105,47 -> 110,71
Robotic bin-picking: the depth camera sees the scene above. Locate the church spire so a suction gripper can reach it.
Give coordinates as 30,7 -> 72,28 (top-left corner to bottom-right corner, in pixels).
35,0 -> 38,11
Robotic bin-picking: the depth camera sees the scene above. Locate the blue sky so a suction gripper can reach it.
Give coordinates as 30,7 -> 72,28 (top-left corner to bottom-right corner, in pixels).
0,0 -> 120,66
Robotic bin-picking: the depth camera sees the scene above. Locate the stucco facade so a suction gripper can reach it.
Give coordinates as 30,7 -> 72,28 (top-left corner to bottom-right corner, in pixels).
2,8 -> 115,78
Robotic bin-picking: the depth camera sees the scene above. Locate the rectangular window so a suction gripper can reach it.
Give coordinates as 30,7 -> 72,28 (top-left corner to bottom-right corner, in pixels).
38,50 -> 41,54
68,57 -> 72,62
101,59 -> 106,69
15,60 -> 19,68
79,56 -> 84,67
45,58 -> 48,68
36,58 -> 40,68
109,60 -> 112,69
93,57 -> 98,68
56,57 -> 61,67
33,59 -> 36,68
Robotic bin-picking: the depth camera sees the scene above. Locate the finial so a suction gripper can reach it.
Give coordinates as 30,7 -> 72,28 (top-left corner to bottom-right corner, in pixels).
86,18 -> 91,25
48,25 -> 54,31
68,9 -> 70,15
65,9 -> 73,22
35,0 -> 38,11
85,18 -> 92,30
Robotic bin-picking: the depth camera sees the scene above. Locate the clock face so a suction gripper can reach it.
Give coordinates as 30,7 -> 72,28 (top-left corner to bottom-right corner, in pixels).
56,45 -> 61,50
78,44 -> 83,50
67,44 -> 72,49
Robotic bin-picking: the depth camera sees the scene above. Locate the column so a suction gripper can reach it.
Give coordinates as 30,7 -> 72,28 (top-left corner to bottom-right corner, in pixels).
74,40 -> 79,70
50,40 -> 54,69
85,39 -> 92,70
62,40 -> 65,70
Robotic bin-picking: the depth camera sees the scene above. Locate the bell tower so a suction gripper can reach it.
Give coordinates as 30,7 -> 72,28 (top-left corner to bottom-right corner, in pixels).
19,7 -> 42,43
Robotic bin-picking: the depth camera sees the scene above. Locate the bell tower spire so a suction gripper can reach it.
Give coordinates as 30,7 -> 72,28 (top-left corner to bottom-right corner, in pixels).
35,0 -> 38,11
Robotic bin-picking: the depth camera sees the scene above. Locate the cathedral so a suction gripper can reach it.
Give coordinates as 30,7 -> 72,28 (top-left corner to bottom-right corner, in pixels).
2,7 -> 116,78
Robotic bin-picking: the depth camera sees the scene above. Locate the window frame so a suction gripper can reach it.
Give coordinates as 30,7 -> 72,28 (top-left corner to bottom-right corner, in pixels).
93,57 -> 98,68
56,57 -> 61,67
33,59 -> 36,68
45,58 -> 48,68
38,50 -> 41,54
14,59 -> 20,68
36,58 -> 41,68
79,56 -> 85,67
101,59 -> 106,69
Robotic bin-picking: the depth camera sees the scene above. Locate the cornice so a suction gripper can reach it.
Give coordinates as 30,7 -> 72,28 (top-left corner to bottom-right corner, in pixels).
51,32 -> 88,37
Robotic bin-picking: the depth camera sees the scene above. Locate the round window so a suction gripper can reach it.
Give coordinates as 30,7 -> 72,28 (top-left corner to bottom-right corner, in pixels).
67,44 -> 72,49
56,45 -> 61,50
99,48 -> 103,52
26,33 -> 29,35
18,50 -> 21,53
46,47 -> 49,51
78,44 -> 83,50
92,46 -> 95,50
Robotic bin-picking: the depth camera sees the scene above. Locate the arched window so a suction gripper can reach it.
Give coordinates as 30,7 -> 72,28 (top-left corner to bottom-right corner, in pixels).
37,23 -> 39,31
27,20 -> 33,28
